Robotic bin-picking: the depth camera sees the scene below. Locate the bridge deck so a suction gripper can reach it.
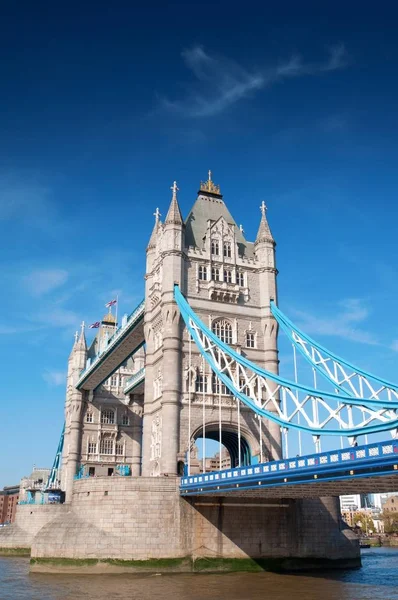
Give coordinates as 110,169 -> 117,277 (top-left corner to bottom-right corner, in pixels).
181,440 -> 398,498
77,301 -> 145,391
123,368 -> 145,395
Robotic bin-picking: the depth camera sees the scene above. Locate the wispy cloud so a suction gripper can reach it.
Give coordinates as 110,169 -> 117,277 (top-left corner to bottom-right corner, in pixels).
23,268 -> 69,297
390,340 -> 398,353
42,370 -> 66,386
292,298 -> 379,346
160,44 -> 348,118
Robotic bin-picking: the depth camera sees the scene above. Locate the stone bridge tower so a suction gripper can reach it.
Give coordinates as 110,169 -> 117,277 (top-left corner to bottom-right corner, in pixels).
142,174 -> 281,477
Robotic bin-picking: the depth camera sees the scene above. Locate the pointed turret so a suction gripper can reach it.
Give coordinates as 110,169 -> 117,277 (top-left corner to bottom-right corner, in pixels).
165,181 -> 183,225
147,207 -> 162,251
255,201 -> 274,246
76,320 -> 87,351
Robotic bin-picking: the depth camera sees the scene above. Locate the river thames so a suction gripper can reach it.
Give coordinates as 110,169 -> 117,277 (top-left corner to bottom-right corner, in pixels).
0,548 -> 397,600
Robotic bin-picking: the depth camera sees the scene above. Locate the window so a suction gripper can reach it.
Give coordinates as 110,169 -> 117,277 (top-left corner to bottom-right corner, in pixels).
195,374 -> 208,393
246,332 -> 255,348
111,375 -> 118,387
154,374 -> 162,398
115,442 -> 124,455
100,437 -> 113,454
122,414 -> 129,426
223,242 -> 231,258
212,373 -> 232,395
86,411 -> 93,423
211,240 -> 219,255
211,267 -> 220,281
89,467 -> 95,477
198,265 -> 207,281
237,271 -> 244,287
212,319 -> 233,344
101,410 -> 115,425
223,270 -> 232,283
88,442 -> 97,454
119,375 -> 124,387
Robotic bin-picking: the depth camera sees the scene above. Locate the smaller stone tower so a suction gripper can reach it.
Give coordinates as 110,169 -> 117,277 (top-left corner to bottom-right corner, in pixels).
62,323 -> 87,501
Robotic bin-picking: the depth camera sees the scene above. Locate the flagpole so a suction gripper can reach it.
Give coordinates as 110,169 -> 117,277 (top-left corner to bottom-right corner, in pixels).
115,294 -> 118,332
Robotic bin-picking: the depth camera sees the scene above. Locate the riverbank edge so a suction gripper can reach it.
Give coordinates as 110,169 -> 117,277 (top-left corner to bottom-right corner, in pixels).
29,556 -> 361,574
0,548 -> 31,557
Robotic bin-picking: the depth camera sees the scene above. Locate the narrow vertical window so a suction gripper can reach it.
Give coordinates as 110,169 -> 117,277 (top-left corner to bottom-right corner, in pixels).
198,265 -> 207,280
246,332 -> 255,348
223,270 -> 232,283
237,272 -> 244,287
211,240 -> 219,256
223,242 -> 231,258
211,267 -> 220,281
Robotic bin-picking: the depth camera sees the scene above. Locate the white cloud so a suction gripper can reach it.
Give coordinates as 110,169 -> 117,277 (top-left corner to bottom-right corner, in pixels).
161,44 -> 348,118
37,307 -> 79,328
391,340 -> 398,353
42,370 -> 65,386
292,298 -> 379,346
23,269 -> 69,296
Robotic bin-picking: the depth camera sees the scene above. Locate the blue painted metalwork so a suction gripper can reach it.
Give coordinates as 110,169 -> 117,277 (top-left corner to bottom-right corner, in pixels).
115,465 -> 131,476
271,300 -> 398,395
180,440 -> 398,495
174,286 -> 398,436
76,299 -> 145,388
123,367 -> 145,395
45,423 -> 65,490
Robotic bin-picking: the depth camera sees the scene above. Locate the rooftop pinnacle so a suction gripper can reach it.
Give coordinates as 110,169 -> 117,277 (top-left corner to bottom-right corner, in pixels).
165,180 -> 183,225
255,201 -> 274,245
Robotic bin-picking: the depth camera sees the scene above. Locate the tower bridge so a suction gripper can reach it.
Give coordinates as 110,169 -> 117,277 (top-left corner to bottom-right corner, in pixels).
3,172 -> 398,572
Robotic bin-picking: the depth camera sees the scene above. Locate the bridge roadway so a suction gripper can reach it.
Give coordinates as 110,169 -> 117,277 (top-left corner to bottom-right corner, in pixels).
123,367 -> 145,395
76,300 -> 145,391
180,440 -> 398,499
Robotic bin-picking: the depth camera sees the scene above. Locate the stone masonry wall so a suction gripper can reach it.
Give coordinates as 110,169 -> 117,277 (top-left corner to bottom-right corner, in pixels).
31,477 -> 358,566
0,504 -> 65,549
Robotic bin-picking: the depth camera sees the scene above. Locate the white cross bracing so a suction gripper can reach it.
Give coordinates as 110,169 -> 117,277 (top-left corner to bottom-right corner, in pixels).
187,315 -> 398,438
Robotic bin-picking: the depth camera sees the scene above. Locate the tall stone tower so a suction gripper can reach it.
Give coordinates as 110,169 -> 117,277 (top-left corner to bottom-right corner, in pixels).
142,173 -> 281,477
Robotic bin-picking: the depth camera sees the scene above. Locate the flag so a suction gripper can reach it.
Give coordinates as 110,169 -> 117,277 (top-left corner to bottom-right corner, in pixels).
89,321 -> 101,329
105,299 -> 117,308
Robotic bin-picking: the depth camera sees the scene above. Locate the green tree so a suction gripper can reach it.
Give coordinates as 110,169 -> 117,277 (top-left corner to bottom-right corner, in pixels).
352,513 -> 374,533
381,510 -> 398,534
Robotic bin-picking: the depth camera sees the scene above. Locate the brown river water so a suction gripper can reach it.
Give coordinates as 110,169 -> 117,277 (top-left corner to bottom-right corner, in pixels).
0,548 -> 397,600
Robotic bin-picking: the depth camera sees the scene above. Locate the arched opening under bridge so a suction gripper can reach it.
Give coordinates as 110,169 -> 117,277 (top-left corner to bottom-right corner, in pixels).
192,424 -> 253,472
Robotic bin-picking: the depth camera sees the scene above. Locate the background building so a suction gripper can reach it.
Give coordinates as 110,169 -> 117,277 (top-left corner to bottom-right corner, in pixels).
0,485 -> 19,524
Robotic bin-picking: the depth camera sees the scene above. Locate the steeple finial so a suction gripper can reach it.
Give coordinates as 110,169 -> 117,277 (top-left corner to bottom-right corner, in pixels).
239,224 -> 244,235
74,331 -> 79,343
255,201 -> 274,245
199,170 -> 221,196
153,207 -> 161,223
77,320 -> 87,350
165,180 -> 183,225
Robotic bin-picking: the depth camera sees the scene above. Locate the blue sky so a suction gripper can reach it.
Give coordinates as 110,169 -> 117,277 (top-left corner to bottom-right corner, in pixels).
1,1 -> 398,486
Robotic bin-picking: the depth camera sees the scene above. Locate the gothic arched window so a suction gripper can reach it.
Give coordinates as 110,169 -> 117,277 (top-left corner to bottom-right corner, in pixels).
212,319 -> 233,344
223,270 -> 232,283
211,240 -> 219,256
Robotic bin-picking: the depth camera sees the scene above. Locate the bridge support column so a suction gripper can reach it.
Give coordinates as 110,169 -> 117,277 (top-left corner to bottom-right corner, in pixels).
130,394 -> 143,477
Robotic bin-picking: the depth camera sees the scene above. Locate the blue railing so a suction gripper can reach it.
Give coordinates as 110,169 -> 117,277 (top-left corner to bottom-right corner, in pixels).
77,299 -> 144,385
180,440 -> 398,494
123,367 -> 145,394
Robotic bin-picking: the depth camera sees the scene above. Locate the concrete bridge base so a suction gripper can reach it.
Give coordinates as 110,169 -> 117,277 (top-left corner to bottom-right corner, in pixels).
1,478 -> 360,572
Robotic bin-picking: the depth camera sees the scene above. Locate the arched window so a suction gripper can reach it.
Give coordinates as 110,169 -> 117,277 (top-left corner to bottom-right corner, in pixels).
211,267 -> 220,281
237,271 -> 244,287
198,265 -> 207,280
211,240 -> 219,256
212,319 -> 233,344
223,242 -> 231,258
101,409 -> 115,425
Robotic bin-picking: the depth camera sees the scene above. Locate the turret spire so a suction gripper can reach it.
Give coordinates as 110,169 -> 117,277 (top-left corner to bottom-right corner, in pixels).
147,208 -> 162,250
255,201 -> 274,245
77,320 -> 87,349
165,180 -> 183,225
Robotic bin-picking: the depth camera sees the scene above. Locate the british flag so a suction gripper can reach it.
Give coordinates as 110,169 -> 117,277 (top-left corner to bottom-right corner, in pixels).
105,299 -> 117,308
89,321 -> 101,329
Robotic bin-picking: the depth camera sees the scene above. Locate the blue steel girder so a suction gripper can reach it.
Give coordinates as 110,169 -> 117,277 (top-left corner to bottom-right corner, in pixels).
76,301 -> 145,391
180,440 -> 398,498
174,286 -> 398,437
